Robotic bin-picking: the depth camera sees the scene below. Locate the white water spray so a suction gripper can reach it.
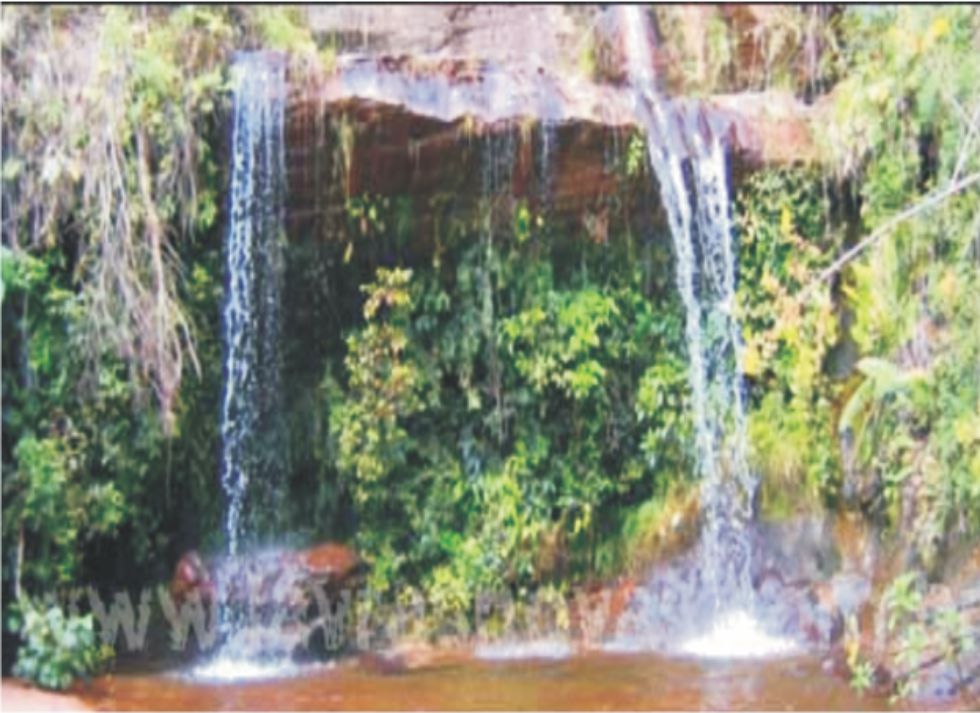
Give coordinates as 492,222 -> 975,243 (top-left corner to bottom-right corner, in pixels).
679,610 -> 800,659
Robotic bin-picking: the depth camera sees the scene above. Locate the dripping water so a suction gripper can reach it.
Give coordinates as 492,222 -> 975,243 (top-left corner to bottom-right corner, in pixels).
478,128 -> 517,447
481,128 -> 517,197
538,120 -> 558,206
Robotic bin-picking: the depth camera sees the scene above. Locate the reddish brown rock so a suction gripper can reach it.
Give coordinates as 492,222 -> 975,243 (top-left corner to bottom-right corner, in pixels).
290,542 -> 366,591
567,576 -> 638,647
170,542 -> 364,607
605,577 -> 637,639
284,4 -> 823,244
169,550 -> 215,607
355,645 -> 467,675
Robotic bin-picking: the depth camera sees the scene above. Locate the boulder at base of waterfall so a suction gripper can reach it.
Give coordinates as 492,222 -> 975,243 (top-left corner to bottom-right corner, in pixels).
169,542 -> 366,659
296,542 -> 366,592
170,550 -> 217,607
608,516 -> 859,654
170,542 -> 366,605
568,577 -> 638,647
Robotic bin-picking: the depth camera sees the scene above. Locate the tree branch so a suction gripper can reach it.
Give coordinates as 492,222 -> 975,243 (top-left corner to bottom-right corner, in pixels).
798,171 -> 980,302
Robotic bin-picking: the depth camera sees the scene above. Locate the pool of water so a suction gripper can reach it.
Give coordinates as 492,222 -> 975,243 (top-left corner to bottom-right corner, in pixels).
80,651 -> 908,711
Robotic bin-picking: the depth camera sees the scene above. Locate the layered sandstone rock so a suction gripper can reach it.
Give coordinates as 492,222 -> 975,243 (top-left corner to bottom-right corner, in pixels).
282,5 -> 821,236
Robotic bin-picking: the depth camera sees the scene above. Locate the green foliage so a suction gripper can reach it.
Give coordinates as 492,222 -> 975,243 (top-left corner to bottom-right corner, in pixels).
821,5 -> 980,564
635,355 -> 691,474
620,484 -> 697,572
826,7 -> 979,182
624,132 -> 648,178
1,6 -> 235,421
727,7 -> 980,576
9,599 -> 113,691
502,288 -> 620,401
653,6 -> 836,96
736,168 -> 842,505
934,609 -> 976,674
0,5 -> 333,423
842,610 -> 872,695
6,437 -> 124,586
2,245 -> 178,591
2,6 -> 238,596
252,7 -> 316,55
334,267 -> 426,495
881,571 -> 976,701
837,359 -> 932,511
849,657 -> 875,695
1,5 -> 977,665
326,194 -> 687,624
883,572 -> 923,632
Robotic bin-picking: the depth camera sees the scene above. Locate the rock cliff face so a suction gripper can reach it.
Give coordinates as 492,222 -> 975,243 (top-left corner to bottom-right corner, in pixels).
281,5 -> 820,237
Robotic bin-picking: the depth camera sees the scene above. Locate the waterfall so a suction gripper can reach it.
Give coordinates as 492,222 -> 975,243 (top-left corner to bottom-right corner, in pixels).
190,51 -> 294,678
619,7 -> 757,614
221,52 -> 287,558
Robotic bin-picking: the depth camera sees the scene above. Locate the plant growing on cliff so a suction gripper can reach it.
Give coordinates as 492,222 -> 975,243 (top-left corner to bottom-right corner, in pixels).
2,6 -> 328,423
1,246 -> 174,593
736,168 -> 842,509
2,3 -> 352,594
333,267 -> 426,497
1,6 -> 233,423
4,435 -> 125,590
817,5 -> 980,564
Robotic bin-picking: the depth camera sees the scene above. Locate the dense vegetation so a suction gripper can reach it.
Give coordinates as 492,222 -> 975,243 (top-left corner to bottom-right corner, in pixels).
2,5 -> 978,694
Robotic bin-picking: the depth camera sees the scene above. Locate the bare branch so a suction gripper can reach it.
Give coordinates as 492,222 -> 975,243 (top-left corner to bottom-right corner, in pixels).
798,172 -> 980,302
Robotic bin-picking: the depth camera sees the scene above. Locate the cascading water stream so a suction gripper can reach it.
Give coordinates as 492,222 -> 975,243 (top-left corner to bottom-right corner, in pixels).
617,6 -> 792,656
200,52 -> 292,679
221,52 -> 287,558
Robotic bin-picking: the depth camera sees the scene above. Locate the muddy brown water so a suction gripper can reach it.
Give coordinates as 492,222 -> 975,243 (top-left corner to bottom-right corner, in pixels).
76,651 -> 925,711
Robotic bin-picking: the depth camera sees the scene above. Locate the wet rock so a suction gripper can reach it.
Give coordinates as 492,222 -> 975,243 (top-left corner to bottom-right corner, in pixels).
752,516 -> 839,585
355,650 -> 409,675
288,74 -> 817,228
0,680 -> 90,712
605,515 -> 870,654
896,569 -> 980,705
306,6 -> 594,72
294,542 -> 367,589
171,542 -> 364,604
170,550 -> 216,606
568,577 -> 638,647
285,5 -> 821,241
829,572 -> 871,620
839,552 -> 980,707
355,644 -> 466,674
624,490 -> 701,575
609,545 -> 730,651
170,542 -> 365,660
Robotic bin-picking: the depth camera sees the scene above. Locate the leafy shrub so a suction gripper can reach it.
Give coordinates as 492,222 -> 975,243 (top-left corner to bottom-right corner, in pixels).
9,599 -> 112,691
881,572 -> 976,700
4,433 -> 125,588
